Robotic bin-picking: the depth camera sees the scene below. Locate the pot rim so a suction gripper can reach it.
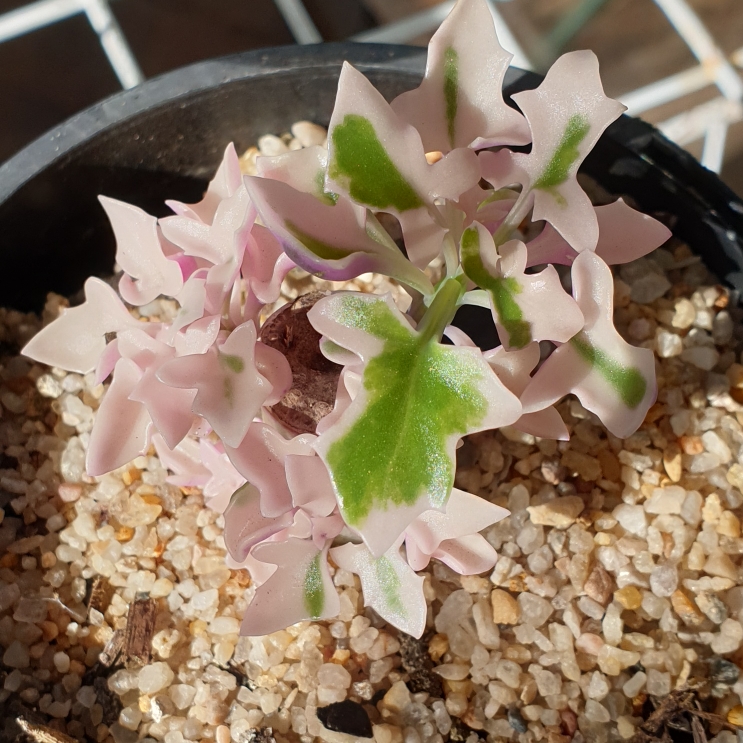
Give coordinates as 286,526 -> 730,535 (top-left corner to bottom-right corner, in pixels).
0,43 -> 433,206
0,41 -> 742,296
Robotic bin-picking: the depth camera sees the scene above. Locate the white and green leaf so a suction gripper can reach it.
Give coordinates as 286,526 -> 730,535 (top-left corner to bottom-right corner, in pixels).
245,175 -> 434,293
308,290 -> 521,557
521,251 -> 656,438
391,0 -> 530,152
241,539 -> 339,635
331,540 -> 426,638
460,223 -> 584,350
480,51 -> 626,253
325,62 -> 480,267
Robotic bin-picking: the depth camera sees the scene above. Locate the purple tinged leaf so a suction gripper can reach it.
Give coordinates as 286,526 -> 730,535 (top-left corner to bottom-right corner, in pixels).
460,223 -> 584,350
166,143 -> 243,224
391,0 -> 530,152
223,483 -> 295,563
245,175 -> 434,293
87,358 -> 151,477
98,196 -> 184,306
23,277 -> 139,374
481,51 -> 625,253
156,321 -> 274,448
223,422 -> 316,518
241,539 -> 339,635
405,488 -> 508,570
331,540 -> 427,638
525,198 -> 672,267
521,251 -> 656,438
310,515 -> 344,550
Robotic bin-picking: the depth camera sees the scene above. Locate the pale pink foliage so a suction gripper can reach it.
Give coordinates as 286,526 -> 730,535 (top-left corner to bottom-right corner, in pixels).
22,0 -> 670,638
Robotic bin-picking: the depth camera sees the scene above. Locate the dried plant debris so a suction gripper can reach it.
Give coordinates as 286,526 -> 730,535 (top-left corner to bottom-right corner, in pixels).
86,575 -> 113,615
634,688 -> 741,743
96,627 -> 125,668
123,596 -> 157,666
259,291 -> 341,434
15,718 -> 79,743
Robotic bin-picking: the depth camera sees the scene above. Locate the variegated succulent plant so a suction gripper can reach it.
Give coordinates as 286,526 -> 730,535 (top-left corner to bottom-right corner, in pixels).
23,0 -> 669,637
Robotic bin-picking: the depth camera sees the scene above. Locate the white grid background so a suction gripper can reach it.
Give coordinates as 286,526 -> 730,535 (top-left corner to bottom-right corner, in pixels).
0,0 -> 741,174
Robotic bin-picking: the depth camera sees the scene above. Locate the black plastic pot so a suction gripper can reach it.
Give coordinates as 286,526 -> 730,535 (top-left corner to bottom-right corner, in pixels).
1,43 -> 742,330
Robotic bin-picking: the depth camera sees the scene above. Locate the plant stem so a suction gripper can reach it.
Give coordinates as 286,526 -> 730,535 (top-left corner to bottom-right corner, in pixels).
490,188 -> 533,248
417,278 -> 463,343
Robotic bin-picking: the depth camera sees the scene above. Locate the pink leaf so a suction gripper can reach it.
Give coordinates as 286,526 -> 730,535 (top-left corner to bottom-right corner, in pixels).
152,433 -> 210,488
241,539 -> 339,635
223,483 -> 295,563
166,143 -> 243,224
256,145 -> 338,203
253,341 -> 293,407
480,51 -> 625,253
87,358 -> 151,476
244,225 -> 296,304
331,540 -> 427,638
432,534 -> 498,574
285,454 -> 337,517
391,0 -> 530,151
484,342 -> 569,440
223,422 -> 316,517
172,315 -> 221,357
99,196 -> 183,306
460,224 -> 584,350
156,321 -> 273,448
326,62 -> 480,266
199,439 -> 246,513
23,277 -> 139,374
525,198 -> 672,267
117,329 -> 197,450
521,251 -> 656,438
405,487 -> 508,567
160,182 -> 254,266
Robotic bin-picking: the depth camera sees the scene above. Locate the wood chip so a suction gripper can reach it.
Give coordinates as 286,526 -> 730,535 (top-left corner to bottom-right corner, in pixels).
124,596 -> 157,666
16,718 -> 77,743
87,575 -> 113,615
98,628 -> 125,668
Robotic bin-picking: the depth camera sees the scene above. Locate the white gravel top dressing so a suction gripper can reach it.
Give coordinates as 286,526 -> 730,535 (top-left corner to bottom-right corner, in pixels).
1,126 -> 743,743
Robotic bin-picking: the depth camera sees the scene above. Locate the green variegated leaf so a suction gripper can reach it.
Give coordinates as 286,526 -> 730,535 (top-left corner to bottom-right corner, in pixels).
390,0 -> 530,152
241,538 -> 339,635
521,251 -> 656,438
460,223 -> 583,350
479,51 -> 626,253
308,287 -> 521,557
325,62 -> 479,267
331,540 -> 426,638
